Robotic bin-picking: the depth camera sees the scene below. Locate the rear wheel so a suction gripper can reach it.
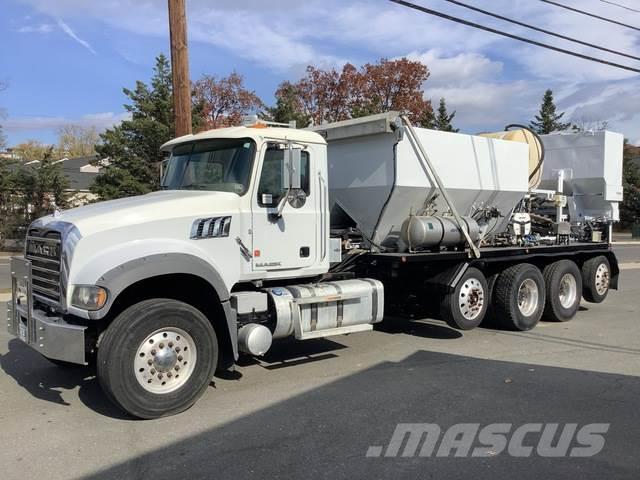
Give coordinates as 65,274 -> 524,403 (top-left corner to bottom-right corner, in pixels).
581,255 -> 610,303
542,260 -> 582,322
97,298 -> 218,419
440,267 -> 488,330
493,263 -> 545,331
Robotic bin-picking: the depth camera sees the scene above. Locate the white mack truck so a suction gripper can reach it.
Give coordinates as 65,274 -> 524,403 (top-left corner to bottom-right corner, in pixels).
8,112 -> 622,418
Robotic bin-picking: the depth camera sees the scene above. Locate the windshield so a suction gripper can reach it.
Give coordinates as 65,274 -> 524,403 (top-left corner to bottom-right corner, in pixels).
162,138 -> 256,194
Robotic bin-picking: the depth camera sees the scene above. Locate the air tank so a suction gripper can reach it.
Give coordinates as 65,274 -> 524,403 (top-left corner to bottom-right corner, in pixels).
401,215 -> 480,250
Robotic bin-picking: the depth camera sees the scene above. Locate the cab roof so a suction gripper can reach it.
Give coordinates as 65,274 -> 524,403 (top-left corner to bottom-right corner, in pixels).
160,125 -> 326,152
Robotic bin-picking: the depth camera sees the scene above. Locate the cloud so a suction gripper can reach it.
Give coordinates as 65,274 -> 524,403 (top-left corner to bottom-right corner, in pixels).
3,112 -> 130,134
11,0 -> 640,141
404,50 -> 503,87
17,23 -> 53,33
56,18 -> 96,55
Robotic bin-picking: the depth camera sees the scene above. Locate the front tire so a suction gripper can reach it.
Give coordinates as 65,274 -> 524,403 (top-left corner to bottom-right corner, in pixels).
97,299 -> 218,419
440,267 -> 489,330
493,263 -> 545,331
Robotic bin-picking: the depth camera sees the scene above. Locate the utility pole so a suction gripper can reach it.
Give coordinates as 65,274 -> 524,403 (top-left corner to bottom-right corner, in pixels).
168,0 -> 192,136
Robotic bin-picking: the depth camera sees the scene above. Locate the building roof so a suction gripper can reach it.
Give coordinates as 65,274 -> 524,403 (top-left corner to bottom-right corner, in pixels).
57,155 -> 102,191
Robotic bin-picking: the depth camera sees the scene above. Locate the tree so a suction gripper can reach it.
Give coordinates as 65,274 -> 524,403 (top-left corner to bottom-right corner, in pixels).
265,82 -> 311,127
529,89 -> 571,134
433,98 -> 460,132
56,124 -> 99,157
92,54 -> 200,200
621,141 -> 640,229
193,72 -> 263,129
354,58 -> 432,123
0,146 -> 68,247
272,58 -> 432,126
13,139 -> 53,161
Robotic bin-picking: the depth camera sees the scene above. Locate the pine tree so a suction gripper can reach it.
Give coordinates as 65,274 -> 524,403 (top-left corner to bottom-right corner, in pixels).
621,141 -> 640,228
92,54 -> 202,200
435,98 -> 459,132
529,89 -> 571,134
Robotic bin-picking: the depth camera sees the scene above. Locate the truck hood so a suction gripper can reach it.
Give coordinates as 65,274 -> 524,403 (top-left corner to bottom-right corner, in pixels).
35,190 -> 241,236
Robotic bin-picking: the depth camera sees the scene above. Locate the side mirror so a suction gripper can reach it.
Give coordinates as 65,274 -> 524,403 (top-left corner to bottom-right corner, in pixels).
282,147 -> 302,190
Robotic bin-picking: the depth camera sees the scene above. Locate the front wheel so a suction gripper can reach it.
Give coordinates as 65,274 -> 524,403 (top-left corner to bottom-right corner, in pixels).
97,299 -> 218,419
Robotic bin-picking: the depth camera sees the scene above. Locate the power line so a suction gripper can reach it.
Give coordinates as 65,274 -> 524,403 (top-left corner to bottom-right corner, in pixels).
441,0 -> 640,61
540,0 -> 640,32
600,0 -> 640,14
388,0 -> 640,73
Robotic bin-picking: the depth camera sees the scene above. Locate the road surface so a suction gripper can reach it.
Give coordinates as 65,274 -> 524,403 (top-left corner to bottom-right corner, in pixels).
0,247 -> 639,479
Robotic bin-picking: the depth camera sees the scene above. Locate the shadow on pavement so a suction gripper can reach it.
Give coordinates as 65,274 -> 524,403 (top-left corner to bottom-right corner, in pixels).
86,350 -> 639,479
0,339 -> 132,419
237,337 -> 348,370
376,318 -> 463,339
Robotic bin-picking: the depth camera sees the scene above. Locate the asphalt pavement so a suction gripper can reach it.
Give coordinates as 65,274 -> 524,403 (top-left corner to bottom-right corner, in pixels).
0,246 -> 639,479
0,255 -> 10,292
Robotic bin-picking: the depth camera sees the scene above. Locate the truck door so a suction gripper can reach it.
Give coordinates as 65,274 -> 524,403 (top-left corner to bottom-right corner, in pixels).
251,144 -> 318,271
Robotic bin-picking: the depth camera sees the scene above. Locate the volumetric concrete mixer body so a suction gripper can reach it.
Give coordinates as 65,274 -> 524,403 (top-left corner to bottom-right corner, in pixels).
314,112 -> 530,252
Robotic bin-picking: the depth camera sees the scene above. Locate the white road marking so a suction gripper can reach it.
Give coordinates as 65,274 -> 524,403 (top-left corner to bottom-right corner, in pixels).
619,262 -> 640,270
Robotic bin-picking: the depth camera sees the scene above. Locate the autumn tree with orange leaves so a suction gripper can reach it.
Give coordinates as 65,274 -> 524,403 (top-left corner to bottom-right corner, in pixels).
193,72 -> 263,129
270,58 -> 433,127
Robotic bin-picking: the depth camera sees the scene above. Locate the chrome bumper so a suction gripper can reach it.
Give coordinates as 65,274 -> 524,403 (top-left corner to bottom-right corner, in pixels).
7,257 -> 87,365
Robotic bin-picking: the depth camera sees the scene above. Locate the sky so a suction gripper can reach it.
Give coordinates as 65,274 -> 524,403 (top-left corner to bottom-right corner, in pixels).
1,0 -> 639,146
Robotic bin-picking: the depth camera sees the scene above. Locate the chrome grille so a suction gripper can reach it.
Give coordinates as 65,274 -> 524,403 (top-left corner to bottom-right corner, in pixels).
26,229 -> 62,306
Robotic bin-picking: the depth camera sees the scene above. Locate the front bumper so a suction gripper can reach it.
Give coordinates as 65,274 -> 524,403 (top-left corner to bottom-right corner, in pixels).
7,257 -> 87,365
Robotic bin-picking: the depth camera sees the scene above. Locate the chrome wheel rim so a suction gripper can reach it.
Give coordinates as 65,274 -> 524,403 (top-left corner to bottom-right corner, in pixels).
458,277 -> 485,320
134,327 -> 197,394
558,273 -> 578,308
595,263 -> 610,296
518,278 -> 539,317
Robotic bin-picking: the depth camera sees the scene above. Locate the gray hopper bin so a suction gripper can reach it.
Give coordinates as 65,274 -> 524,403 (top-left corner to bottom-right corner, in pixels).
311,112 -> 530,251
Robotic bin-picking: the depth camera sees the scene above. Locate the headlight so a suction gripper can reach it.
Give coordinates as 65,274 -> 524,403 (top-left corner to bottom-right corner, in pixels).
71,285 -> 108,310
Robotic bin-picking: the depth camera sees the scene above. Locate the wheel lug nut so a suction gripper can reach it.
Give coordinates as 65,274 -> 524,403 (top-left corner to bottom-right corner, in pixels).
175,365 -> 180,371
151,349 -> 156,355
147,359 -> 153,366
167,372 -> 173,378
159,343 -> 164,349
158,373 -> 163,379
175,347 -> 181,353
168,342 -> 174,348
150,369 -> 156,374
178,355 -> 183,361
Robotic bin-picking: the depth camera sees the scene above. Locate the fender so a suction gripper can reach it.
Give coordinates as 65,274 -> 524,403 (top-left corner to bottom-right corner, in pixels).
67,252 -> 237,358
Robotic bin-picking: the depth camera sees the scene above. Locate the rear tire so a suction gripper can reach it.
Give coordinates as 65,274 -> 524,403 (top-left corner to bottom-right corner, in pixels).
581,255 -> 610,303
440,267 -> 488,330
542,260 -> 582,322
97,299 -> 218,419
493,263 -> 545,331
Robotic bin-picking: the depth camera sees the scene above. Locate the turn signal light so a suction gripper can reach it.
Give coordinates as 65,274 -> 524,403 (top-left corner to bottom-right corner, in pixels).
71,285 -> 108,311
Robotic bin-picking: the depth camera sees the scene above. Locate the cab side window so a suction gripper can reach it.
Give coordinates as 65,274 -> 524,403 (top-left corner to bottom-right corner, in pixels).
257,148 -> 310,207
